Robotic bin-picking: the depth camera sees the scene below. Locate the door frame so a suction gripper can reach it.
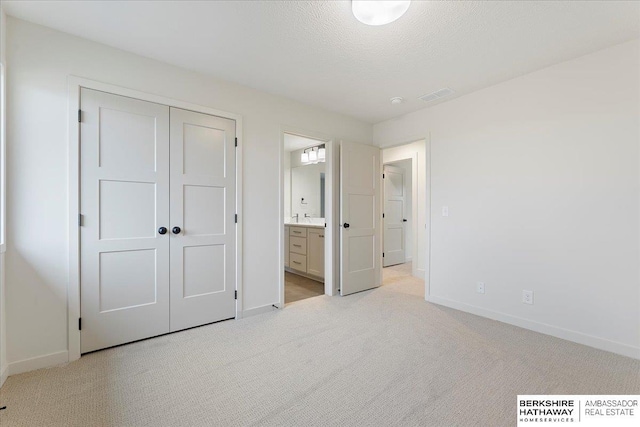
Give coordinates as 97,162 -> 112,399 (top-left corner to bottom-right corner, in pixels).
67,76 -> 243,362
279,127 -> 336,307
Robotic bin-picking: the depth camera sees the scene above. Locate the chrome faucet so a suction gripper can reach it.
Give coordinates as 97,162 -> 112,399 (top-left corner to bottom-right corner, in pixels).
292,213 -> 299,223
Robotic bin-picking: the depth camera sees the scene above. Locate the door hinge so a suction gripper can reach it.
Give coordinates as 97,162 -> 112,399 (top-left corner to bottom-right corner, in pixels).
78,110 -> 82,123
235,137 -> 238,147
382,173 -> 385,179
78,214 -> 83,226
382,213 -> 385,218
383,253 -> 385,258
234,290 -> 238,300
235,214 -> 238,223
78,318 -> 82,331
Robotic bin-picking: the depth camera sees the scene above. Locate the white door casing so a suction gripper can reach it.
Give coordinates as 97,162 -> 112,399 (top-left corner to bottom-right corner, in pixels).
80,88 -> 171,353
169,108 -> 236,331
383,164 -> 406,267
340,141 -> 381,296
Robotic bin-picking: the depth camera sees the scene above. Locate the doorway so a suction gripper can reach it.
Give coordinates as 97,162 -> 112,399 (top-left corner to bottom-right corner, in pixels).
281,131 -> 333,305
383,160 -> 412,268
380,139 -> 428,297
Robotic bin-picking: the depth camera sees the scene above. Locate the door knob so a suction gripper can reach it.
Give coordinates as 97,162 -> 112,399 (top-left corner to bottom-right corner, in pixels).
343,223 -> 350,228
403,219 -> 408,222
172,226 -> 181,234
158,227 -> 167,235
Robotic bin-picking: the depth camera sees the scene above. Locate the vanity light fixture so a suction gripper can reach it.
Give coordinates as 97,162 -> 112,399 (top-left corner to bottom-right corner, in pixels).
301,144 -> 326,165
309,148 -> 318,163
352,0 -> 411,26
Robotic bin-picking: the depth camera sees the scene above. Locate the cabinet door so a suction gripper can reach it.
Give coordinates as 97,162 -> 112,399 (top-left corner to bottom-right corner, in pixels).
284,226 -> 290,267
307,229 -> 325,278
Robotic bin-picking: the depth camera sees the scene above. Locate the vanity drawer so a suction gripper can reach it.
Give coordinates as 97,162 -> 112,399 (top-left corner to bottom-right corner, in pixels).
289,252 -> 307,272
289,226 -> 307,238
290,236 -> 307,255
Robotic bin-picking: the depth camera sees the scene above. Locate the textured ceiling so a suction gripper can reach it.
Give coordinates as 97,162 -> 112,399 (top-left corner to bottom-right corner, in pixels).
4,1 -> 640,123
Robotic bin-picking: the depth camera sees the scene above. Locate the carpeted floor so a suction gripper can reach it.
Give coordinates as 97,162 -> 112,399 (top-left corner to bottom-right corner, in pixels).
1,264 -> 638,426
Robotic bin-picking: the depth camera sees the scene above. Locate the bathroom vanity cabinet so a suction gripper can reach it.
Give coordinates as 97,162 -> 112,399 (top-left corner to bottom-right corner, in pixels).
285,224 -> 324,281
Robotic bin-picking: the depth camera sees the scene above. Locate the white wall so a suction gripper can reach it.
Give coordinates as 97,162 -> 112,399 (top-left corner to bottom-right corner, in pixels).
5,18 -> 371,370
0,3 -> 7,387
374,40 -> 640,358
382,141 -> 428,279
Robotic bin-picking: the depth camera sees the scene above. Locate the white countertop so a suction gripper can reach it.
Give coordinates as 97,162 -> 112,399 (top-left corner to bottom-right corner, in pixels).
284,222 -> 325,229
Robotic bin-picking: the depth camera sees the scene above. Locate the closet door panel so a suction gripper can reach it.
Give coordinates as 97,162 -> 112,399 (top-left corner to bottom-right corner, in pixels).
169,108 -> 236,332
80,88 -> 171,353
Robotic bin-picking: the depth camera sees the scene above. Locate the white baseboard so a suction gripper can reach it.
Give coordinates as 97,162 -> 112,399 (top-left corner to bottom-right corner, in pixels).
426,295 -> 640,360
0,364 -> 7,388
8,350 -> 69,376
241,304 -> 278,319
404,257 -> 413,263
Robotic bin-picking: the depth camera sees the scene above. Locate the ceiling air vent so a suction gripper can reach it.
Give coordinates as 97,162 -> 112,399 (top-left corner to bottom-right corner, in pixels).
418,87 -> 455,103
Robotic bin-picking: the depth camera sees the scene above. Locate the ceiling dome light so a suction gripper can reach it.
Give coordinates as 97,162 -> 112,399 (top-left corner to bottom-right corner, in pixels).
352,0 -> 410,26
390,96 -> 403,105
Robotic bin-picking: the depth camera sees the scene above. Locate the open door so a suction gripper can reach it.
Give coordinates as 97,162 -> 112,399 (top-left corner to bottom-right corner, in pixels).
383,164 -> 406,267
340,141 -> 381,296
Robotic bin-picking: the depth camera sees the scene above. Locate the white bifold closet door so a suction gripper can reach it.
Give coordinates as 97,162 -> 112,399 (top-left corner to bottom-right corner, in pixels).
80,88 -> 236,353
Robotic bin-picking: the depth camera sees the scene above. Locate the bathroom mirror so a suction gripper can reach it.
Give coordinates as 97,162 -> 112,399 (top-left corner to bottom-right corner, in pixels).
290,163 -> 325,219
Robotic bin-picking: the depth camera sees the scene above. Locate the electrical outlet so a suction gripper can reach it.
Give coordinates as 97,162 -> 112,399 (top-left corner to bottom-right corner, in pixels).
522,290 -> 534,305
477,282 -> 485,294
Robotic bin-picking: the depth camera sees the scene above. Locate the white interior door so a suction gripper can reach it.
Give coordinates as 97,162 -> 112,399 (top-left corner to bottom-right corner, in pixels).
169,108 -> 236,332
80,88 -> 170,353
340,141 -> 381,296
383,164 -> 406,266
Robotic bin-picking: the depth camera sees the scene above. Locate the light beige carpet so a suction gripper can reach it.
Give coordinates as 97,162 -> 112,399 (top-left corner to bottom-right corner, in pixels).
1,265 -> 638,426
